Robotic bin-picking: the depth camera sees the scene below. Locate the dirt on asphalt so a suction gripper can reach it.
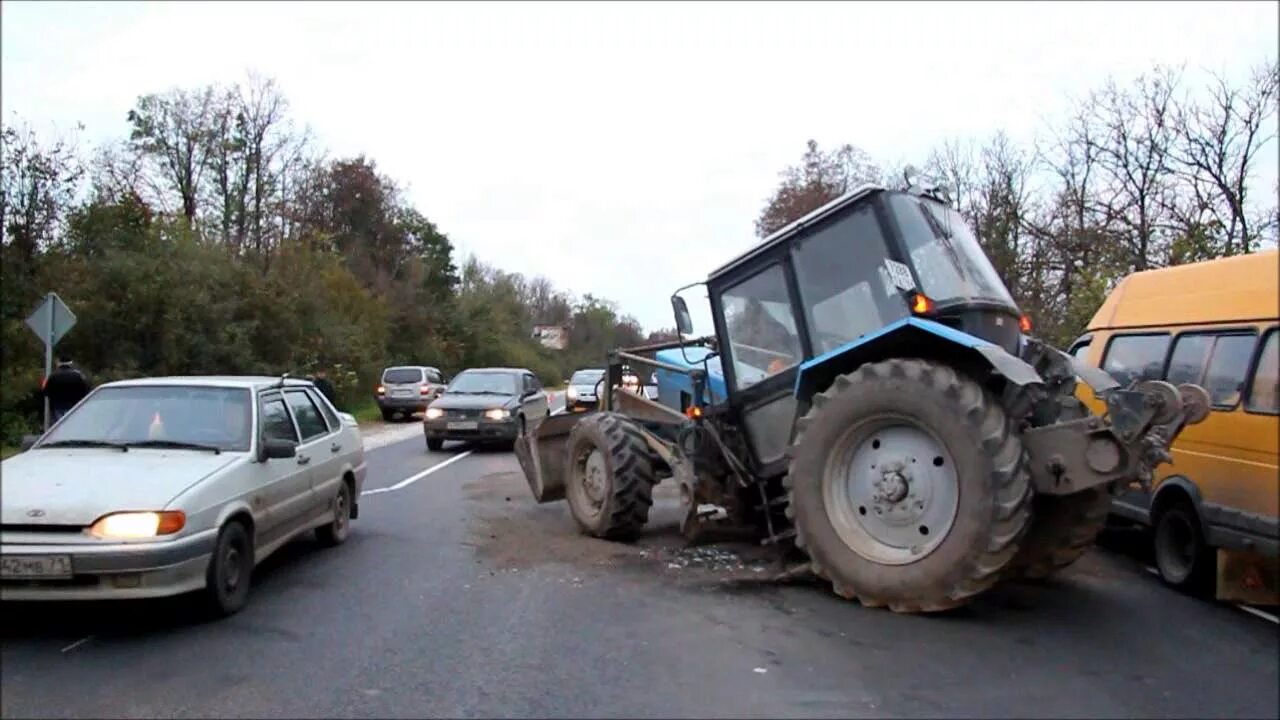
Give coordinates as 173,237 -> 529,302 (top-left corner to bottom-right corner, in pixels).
461,470 -> 806,590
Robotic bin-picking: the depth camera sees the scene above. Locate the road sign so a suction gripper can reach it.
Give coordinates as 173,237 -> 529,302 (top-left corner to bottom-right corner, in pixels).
24,293 -> 77,430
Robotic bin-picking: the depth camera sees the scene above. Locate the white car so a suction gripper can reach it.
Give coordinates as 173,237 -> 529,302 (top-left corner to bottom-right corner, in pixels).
0,376 -> 367,616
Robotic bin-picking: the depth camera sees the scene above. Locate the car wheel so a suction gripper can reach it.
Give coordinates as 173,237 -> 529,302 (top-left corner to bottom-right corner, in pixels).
427,437 -> 444,452
1153,499 -> 1214,595
316,480 -> 353,547
202,520 -> 254,618
381,409 -> 394,422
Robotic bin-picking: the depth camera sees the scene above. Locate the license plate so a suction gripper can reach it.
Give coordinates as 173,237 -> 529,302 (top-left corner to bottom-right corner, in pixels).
1,554 -> 73,579
447,421 -> 478,430
393,389 -> 414,397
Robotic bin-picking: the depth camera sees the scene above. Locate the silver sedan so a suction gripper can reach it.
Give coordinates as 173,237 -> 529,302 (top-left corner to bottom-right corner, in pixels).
0,376 -> 367,616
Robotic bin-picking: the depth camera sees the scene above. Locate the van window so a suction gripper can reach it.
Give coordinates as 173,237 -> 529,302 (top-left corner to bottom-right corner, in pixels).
1070,339 -> 1091,362
1246,330 -> 1279,414
1166,334 -> 1214,386
1202,334 -> 1256,408
383,367 -> 423,384
1102,334 -> 1170,386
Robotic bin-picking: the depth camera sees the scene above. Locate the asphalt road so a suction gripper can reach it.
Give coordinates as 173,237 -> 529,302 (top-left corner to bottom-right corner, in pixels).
2,410 -> 1277,719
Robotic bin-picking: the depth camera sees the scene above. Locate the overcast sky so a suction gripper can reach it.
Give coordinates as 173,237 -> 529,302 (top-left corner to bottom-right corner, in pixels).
3,0 -> 1277,332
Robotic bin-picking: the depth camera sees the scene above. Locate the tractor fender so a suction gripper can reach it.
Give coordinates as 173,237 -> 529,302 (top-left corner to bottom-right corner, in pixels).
793,317 -> 1044,402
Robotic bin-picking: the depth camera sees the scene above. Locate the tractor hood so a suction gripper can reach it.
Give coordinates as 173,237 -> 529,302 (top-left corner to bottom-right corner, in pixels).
654,346 -> 729,405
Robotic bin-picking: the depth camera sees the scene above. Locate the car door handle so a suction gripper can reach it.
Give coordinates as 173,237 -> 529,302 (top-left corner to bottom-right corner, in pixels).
297,454 -> 311,466
330,442 -> 341,453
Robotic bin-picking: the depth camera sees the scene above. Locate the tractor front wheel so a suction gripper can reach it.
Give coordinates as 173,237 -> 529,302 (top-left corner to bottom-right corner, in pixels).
785,358 -> 1032,613
564,412 -> 657,541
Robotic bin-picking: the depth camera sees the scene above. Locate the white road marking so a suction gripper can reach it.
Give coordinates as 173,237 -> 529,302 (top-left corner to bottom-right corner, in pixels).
361,450 -> 475,498
1144,566 -> 1277,624
61,636 -> 93,653
1237,605 -> 1279,624
361,392 -> 565,498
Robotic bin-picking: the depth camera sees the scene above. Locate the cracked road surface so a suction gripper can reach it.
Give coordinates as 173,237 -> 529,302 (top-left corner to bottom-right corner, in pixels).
2,425 -> 1277,719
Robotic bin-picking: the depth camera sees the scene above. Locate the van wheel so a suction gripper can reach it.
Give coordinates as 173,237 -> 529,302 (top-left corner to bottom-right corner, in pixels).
1153,500 -> 1214,595
381,409 -> 394,422
202,521 -> 254,617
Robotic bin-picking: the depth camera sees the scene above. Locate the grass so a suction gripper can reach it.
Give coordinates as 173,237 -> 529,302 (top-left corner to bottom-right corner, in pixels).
1,446 -> 20,460
347,398 -> 384,425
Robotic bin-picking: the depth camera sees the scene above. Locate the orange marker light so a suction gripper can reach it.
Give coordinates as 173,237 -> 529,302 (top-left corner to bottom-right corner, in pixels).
1019,314 -> 1033,333
685,405 -> 703,419
910,293 -> 936,315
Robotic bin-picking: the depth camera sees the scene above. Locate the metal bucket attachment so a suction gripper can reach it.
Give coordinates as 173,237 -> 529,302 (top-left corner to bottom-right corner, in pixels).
514,412 -> 588,503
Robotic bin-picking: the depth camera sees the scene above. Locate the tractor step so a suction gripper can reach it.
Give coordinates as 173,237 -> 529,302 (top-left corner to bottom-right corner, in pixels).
760,528 -> 797,546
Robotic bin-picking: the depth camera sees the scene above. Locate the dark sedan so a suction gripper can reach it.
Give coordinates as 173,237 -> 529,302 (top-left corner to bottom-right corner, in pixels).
422,368 -> 550,451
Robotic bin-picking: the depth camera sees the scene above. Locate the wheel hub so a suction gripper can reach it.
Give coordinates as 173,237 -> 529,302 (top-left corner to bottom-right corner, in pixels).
822,420 -> 960,565
582,449 -> 607,507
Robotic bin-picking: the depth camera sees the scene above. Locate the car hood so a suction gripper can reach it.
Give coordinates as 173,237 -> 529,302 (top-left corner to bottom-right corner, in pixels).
430,394 -> 517,410
0,449 -> 241,526
569,382 -> 601,395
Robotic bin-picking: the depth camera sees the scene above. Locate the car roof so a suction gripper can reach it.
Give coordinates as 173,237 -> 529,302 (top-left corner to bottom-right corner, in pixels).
97,376 -> 315,391
456,367 -> 530,375
383,365 -> 440,372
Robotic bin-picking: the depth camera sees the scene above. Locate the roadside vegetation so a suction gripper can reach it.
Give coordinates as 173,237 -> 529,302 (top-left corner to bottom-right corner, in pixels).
2,60 -> 1274,446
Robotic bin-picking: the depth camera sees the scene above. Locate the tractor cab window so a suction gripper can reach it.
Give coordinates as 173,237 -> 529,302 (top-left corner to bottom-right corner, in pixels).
792,204 -> 908,353
887,193 -> 1017,310
720,264 -> 803,390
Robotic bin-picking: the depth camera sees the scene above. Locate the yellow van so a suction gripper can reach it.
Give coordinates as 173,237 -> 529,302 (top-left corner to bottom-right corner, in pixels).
1070,249 -> 1279,604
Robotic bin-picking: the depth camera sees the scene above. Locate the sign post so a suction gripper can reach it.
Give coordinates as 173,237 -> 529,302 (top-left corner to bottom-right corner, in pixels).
24,293 -> 77,431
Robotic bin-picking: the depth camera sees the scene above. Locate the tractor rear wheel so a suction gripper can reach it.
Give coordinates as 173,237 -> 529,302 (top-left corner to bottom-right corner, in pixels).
564,412 -> 657,541
785,358 -> 1032,613
1004,399 -> 1112,581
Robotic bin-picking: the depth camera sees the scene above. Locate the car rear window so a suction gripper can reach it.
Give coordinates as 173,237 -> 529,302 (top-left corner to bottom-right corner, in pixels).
383,368 -> 423,384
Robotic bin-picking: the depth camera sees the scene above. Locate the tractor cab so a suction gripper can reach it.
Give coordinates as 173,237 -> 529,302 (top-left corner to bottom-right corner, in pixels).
669,182 -> 1027,473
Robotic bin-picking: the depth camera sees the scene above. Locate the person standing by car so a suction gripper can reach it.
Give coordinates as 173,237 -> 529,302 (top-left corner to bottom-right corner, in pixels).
313,367 -> 339,409
43,356 -> 91,423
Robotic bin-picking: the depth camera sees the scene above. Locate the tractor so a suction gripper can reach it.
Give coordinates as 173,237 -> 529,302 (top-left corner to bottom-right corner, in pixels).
516,176 -> 1212,613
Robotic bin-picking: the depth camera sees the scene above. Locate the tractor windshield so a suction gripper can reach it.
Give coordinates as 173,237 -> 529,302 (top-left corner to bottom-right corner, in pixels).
887,193 -> 1017,309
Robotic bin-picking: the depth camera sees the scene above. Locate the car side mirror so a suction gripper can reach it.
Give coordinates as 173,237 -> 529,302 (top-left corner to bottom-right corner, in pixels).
672,295 -> 693,336
260,438 -> 298,461
19,434 -> 40,452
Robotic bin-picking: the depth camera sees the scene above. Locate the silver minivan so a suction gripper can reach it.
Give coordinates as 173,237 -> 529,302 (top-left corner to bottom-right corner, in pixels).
376,366 -> 446,421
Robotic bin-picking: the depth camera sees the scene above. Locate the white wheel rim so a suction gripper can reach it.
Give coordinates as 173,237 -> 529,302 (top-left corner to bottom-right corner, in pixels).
822,416 -> 960,565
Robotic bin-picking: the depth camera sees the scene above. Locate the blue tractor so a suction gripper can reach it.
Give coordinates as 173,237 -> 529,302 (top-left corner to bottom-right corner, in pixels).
516,179 -> 1210,613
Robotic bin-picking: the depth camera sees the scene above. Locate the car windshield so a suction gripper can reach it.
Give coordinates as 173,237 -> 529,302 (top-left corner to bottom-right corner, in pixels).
887,193 -> 1018,309
570,370 -> 604,385
447,372 -> 517,395
383,368 -> 424,384
40,385 -> 254,452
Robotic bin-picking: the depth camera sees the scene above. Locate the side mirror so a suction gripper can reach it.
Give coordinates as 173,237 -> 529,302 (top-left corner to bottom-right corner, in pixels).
672,295 -> 693,336
20,434 -> 40,452
260,437 -> 298,461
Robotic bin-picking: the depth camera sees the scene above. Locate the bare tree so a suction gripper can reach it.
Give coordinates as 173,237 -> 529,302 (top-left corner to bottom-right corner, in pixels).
1171,61 -> 1280,256
1084,66 -> 1183,271
127,86 -> 218,223
0,120 -> 84,260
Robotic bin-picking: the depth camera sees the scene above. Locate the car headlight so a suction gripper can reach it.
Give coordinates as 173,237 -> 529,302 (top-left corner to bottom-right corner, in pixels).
425,407 -> 444,420
484,408 -> 510,420
566,386 -> 578,400
88,511 -> 185,539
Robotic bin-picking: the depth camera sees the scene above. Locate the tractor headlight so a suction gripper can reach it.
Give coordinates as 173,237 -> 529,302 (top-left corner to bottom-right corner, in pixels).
484,408 -> 510,420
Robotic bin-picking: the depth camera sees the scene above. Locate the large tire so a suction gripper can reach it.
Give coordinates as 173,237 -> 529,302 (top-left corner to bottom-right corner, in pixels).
1153,499 -> 1215,595
201,520 -> 254,618
316,479 -> 353,547
785,358 -> 1032,613
1004,398 -> 1112,581
564,412 -> 657,541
